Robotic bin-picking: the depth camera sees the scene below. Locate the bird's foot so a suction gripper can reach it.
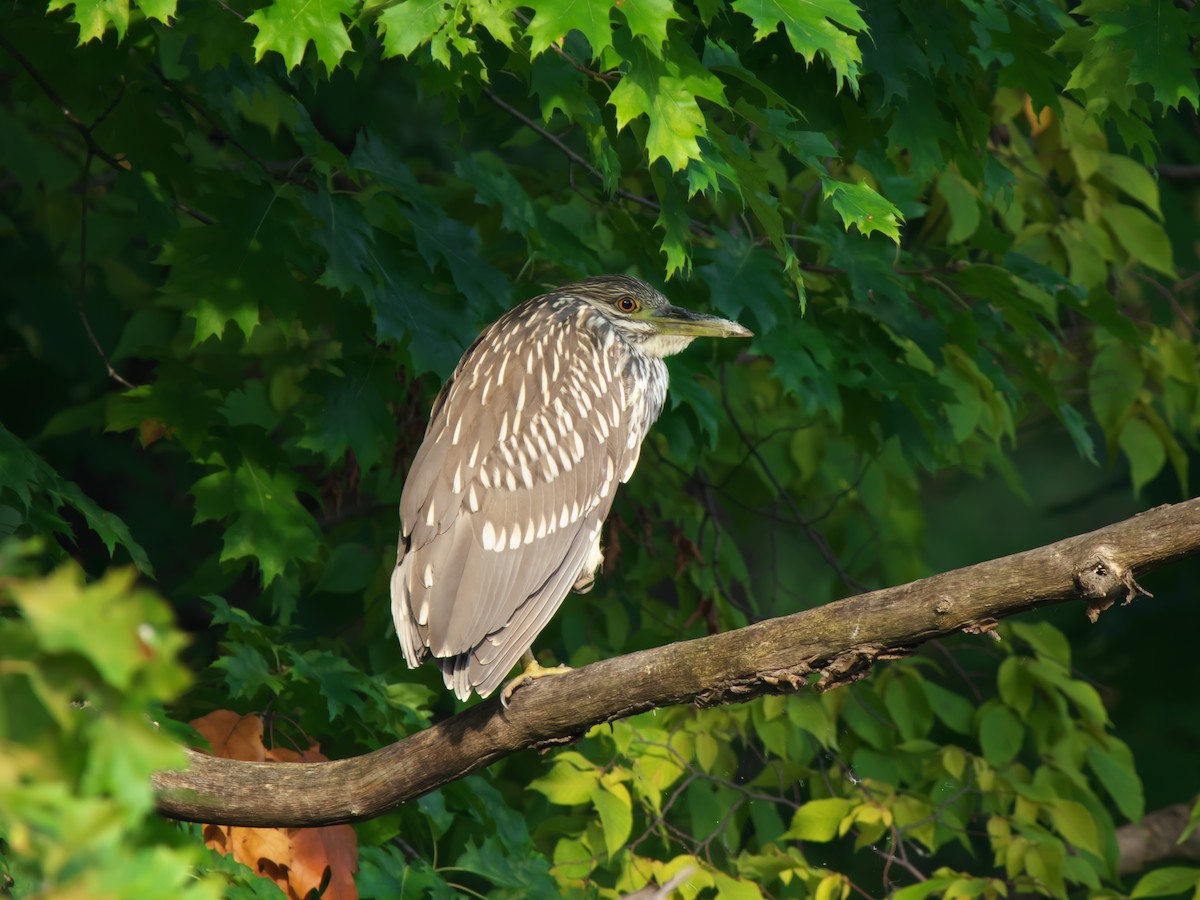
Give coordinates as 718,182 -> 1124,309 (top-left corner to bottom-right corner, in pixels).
500,657 -> 573,707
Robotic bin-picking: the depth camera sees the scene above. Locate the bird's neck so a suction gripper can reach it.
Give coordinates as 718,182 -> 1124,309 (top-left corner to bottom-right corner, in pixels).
636,333 -> 697,359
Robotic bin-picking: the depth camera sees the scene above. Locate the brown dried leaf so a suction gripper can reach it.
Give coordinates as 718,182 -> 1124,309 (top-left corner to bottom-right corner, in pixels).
202,823 -> 231,856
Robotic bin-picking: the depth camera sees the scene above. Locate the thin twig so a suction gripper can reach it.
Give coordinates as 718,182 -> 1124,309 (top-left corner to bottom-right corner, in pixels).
1157,163 -> 1200,178
511,9 -> 620,82
76,149 -> 136,390
1133,271 -> 1200,339
0,34 -> 130,174
718,366 -> 866,593
150,63 -> 313,190
481,87 -> 661,213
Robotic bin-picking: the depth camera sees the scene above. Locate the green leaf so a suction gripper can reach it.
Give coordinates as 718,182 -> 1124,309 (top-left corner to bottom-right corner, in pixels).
296,362 -> 397,471
316,542 -> 381,594
883,672 -> 933,742
1183,800 -> 1200,843
922,682 -> 975,735
47,0 -> 130,41
1096,153 -> 1163,218
288,649 -> 368,718
247,0 -> 358,70
1010,621 -> 1072,668
13,566 -> 188,695
377,0 -> 455,58
591,782 -> 633,858
464,0 -> 518,45
1086,743 -> 1145,822
1028,658 -> 1110,726
1119,417 -> 1166,495
937,169 -> 980,243
616,0 -> 682,50
713,872 -> 765,900
82,715 -> 187,815
552,836 -> 595,880
651,167 -> 693,276
191,461 -> 322,586
1132,868 -> 1200,899
1047,798 -> 1101,858
1057,401 -> 1098,464
529,751 -> 601,805
787,693 -> 838,748
212,642 -> 285,698
1093,5 -> 1200,111
978,704 -> 1023,766
1101,204 -> 1177,277
784,797 -> 854,841
731,0 -> 866,90
527,0 -> 615,58
820,177 -> 904,242
610,39 -> 727,171
135,0 -> 176,22
159,229 -> 271,345
0,425 -> 153,574
997,657 -> 1034,716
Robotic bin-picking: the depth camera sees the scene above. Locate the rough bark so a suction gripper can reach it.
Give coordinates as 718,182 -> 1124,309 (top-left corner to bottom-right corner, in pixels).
153,498 -> 1200,827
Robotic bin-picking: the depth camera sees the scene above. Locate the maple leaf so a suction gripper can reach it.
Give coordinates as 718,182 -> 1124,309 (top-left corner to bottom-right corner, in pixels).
820,177 -> 904,242
527,0 -> 616,59
610,41 -> 727,171
191,461 -> 322,587
247,0 -> 358,71
191,712 -> 360,899
1093,3 -> 1199,111
731,0 -> 866,91
190,710 -> 269,761
377,0 -> 455,58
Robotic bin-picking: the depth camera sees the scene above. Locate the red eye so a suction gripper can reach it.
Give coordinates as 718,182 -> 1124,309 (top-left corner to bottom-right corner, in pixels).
617,296 -> 637,313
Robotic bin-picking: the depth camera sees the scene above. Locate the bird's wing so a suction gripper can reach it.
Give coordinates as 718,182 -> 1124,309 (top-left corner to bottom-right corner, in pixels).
391,302 -> 647,695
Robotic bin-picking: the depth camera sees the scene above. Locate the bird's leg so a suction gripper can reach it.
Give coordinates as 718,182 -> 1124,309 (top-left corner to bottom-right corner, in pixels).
500,650 -> 573,706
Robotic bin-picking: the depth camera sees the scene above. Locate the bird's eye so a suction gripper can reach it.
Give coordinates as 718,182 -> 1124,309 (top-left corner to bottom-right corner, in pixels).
616,296 -> 638,313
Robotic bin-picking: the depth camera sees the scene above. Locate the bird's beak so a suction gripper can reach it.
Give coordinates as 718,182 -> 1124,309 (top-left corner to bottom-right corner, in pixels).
651,305 -> 754,339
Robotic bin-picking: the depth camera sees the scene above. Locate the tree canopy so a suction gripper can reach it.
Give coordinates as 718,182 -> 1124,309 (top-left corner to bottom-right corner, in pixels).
2,0 -> 1200,897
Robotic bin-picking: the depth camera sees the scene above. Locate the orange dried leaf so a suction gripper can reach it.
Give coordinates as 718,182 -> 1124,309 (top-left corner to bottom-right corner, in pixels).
190,726 -> 359,900
266,743 -> 328,763
232,825 -> 293,893
190,710 -> 267,761
290,825 -> 360,900
139,418 -> 175,446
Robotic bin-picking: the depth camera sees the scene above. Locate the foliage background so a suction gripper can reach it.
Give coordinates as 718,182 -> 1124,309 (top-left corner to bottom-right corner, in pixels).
2,0 -> 1199,896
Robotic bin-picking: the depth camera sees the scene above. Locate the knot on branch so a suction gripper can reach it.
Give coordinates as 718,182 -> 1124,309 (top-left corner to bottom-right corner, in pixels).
815,646 -> 883,693
1074,546 -> 1153,623
693,661 -> 815,708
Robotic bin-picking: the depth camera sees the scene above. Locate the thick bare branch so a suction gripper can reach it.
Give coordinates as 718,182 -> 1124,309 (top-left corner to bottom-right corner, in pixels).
1118,802 -> 1200,875
153,498 -> 1200,827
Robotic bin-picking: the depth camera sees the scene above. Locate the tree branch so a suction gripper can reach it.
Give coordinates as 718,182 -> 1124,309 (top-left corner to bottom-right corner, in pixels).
154,498 -> 1200,827
1117,802 -> 1200,875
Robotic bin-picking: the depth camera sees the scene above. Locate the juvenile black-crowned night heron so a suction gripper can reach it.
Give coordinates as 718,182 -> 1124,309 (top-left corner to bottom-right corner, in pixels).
391,274 -> 752,701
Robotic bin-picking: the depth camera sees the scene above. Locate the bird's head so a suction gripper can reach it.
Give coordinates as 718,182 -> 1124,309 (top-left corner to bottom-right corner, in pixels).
564,274 -> 753,359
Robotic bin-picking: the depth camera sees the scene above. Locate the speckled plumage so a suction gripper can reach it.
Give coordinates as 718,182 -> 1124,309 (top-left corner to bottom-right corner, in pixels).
390,275 -> 750,699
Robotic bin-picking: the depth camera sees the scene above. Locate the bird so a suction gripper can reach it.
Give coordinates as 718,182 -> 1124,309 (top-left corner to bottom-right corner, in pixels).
390,274 -> 752,701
